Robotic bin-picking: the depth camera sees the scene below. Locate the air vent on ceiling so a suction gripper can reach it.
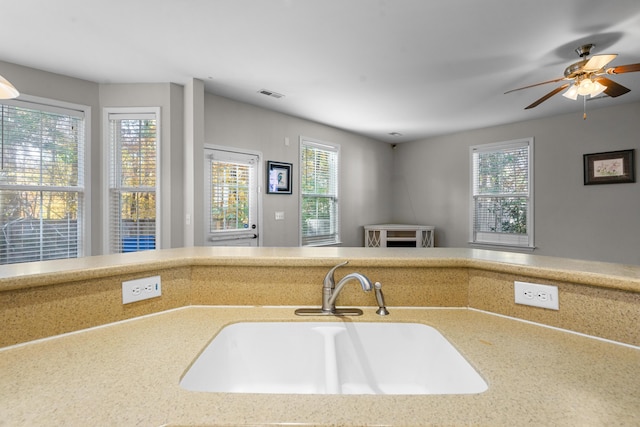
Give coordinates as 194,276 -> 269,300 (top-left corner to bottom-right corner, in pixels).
258,89 -> 285,99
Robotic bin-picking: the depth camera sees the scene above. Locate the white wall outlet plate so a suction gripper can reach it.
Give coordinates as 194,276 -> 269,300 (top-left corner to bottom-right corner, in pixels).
514,281 -> 559,310
122,275 -> 162,304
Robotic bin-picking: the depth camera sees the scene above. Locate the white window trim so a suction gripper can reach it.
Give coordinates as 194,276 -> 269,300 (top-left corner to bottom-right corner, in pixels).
2,94 -> 92,257
102,107 -> 161,254
469,137 -> 535,251
299,136 -> 341,247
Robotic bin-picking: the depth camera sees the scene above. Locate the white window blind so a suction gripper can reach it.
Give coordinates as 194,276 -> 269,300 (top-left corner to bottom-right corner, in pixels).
300,139 -> 339,246
0,101 -> 85,264
107,112 -> 158,253
471,138 -> 533,248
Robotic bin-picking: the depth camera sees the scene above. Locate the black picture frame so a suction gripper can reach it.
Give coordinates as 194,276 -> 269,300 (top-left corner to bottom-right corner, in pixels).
266,161 -> 292,194
584,149 -> 635,185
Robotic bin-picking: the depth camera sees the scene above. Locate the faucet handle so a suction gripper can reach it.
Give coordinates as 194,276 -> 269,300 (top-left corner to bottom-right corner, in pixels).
323,261 -> 349,289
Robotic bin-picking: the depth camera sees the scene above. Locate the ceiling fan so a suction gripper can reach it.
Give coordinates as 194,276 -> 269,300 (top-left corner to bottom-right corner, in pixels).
505,43 -> 640,111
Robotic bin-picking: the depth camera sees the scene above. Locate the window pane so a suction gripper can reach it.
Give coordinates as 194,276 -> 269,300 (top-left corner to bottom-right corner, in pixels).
118,119 -> 156,188
0,190 -> 80,264
1,106 -> 82,188
474,147 -> 528,195
109,190 -> 156,253
301,146 -> 337,196
474,196 -> 527,234
302,196 -> 337,237
209,161 -> 251,231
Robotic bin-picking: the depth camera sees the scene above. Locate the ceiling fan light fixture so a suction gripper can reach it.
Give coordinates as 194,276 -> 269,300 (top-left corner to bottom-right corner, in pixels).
562,84 -> 579,100
576,79 -> 595,96
590,80 -> 606,97
0,74 -> 19,99
564,78 -> 606,100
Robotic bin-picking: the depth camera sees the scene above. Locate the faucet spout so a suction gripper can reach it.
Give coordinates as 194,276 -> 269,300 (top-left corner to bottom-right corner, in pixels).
326,272 -> 373,308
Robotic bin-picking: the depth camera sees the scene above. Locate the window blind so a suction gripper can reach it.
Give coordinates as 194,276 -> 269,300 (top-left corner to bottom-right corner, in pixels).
471,139 -> 533,247
301,139 -> 339,246
108,113 -> 158,253
0,102 -> 85,264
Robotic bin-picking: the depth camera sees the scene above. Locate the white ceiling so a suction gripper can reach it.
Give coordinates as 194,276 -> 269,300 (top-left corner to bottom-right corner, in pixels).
2,0 -> 640,143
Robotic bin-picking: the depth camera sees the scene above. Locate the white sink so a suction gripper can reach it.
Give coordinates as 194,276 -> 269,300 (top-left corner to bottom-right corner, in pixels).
180,322 -> 488,395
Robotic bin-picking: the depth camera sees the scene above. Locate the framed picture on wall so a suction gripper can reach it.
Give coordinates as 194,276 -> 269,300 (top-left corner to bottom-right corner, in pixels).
583,149 -> 635,185
267,161 -> 292,194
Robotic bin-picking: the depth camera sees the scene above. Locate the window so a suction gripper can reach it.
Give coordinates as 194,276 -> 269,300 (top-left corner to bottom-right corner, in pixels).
106,109 -> 159,253
300,138 -> 339,246
204,147 -> 259,246
210,160 -> 252,231
470,138 -> 534,249
0,99 -> 86,264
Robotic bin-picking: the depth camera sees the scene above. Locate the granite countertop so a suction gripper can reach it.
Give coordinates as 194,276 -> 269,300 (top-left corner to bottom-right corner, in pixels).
2,247 -> 640,293
1,306 -> 638,426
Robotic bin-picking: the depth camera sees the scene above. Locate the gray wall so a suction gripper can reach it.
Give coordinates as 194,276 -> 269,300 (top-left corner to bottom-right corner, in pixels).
203,94 -> 394,247
392,101 -> 640,265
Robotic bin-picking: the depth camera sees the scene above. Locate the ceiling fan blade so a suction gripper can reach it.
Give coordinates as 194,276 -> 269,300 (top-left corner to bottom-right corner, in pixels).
595,77 -> 631,97
606,63 -> 640,74
583,54 -> 617,71
524,83 -> 570,109
505,77 -> 565,94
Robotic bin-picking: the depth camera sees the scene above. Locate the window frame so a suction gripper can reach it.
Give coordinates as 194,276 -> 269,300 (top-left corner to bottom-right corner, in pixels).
469,137 -> 534,250
299,137 -> 340,247
103,107 -> 161,254
0,95 -> 91,264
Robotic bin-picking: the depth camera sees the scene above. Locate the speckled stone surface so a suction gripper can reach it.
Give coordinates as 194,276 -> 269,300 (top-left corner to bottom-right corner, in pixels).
0,307 -> 638,426
190,265 -> 468,307
468,269 -> 640,345
2,247 -> 639,292
1,247 -> 639,348
0,266 -> 191,346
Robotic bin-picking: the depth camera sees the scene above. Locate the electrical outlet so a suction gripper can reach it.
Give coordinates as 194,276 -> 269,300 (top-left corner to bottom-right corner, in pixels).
514,281 -> 559,310
122,275 -> 162,304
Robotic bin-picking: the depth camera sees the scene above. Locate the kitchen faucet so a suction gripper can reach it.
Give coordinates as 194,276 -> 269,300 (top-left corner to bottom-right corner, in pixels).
325,271 -> 372,311
295,261 -> 389,316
